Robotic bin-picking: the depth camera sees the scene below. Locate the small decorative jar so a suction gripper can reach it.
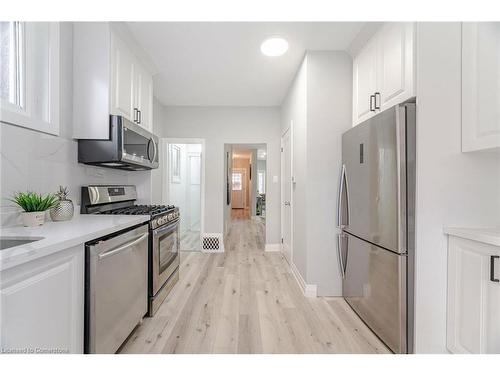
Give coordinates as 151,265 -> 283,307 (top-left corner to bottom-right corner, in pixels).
50,186 -> 74,222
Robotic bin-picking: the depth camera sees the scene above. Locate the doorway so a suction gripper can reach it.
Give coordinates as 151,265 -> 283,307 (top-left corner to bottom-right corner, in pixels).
163,139 -> 205,252
224,144 -> 267,237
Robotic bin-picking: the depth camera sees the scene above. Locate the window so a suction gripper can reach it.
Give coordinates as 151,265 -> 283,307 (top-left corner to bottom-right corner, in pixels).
0,22 -> 59,135
0,22 -> 25,109
258,171 -> 266,194
232,172 -> 242,191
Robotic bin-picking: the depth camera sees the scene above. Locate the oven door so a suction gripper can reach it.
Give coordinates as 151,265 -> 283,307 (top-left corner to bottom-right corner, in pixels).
152,219 -> 180,295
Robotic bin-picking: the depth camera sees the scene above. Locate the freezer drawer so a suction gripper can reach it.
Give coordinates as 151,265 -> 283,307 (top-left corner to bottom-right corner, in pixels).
341,233 -> 407,353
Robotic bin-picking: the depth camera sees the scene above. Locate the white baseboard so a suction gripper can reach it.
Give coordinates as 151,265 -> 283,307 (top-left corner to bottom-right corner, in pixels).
290,262 -> 317,298
265,243 -> 281,252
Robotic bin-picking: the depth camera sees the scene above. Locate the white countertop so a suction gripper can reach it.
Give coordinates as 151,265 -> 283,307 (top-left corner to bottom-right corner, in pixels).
0,214 -> 150,271
444,227 -> 500,247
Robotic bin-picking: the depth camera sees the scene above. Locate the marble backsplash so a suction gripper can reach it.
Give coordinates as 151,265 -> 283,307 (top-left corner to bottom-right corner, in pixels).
0,122 -> 151,227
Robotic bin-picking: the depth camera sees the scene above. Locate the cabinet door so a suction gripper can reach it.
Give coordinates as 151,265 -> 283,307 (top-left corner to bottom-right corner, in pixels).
447,237 -> 500,353
353,39 -> 378,126
110,34 -> 135,121
136,64 -> 154,131
377,22 -> 415,111
462,22 -> 500,152
0,245 -> 84,353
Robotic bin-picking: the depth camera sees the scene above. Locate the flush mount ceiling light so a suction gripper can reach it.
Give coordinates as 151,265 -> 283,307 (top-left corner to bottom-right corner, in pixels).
260,37 -> 288,57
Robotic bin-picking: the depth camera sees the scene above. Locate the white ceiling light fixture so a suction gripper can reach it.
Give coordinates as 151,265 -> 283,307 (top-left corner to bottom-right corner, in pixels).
260,37 -> 289,57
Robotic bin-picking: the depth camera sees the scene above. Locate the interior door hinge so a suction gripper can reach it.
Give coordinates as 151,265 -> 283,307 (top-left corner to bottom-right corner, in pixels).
281,147 -> 283,152
281,238 -> 284,244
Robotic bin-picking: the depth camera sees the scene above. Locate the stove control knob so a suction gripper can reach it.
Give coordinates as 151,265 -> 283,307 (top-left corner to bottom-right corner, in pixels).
168,213 -> 173,221
159,217 -> 166,225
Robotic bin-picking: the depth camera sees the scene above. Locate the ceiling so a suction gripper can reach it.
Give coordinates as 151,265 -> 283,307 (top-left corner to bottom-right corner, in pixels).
126,22 -> 366,107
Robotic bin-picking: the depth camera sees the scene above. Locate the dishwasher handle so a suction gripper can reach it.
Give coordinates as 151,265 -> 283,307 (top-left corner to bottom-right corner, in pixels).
97,232 -> 149,260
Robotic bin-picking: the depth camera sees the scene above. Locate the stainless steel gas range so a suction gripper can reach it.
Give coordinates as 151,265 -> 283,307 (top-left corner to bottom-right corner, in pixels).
81,185 -> 180,319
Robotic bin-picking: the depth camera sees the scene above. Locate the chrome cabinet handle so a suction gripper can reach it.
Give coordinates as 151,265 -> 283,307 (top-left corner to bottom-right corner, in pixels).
138,110 -> 142,124
374,92 -> 381,110
133,108 -> 138,123
491,255 -> 500,282
370,95 -> 376,112
98,232 -> 148,260
337,234 -> 346,279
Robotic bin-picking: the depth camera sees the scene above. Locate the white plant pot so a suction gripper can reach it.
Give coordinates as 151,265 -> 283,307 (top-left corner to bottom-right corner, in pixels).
21,211 -> 46,227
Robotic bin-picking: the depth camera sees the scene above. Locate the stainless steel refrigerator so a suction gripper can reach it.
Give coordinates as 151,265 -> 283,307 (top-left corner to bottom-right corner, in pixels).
337,102 -> 416,354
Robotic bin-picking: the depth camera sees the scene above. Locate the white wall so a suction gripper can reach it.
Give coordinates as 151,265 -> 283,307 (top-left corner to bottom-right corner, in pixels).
280,51 -> 352,296
0,22 -> 151,226
305,51 -> 352,296
153,106 -> 281,245
414,22 -> 500,353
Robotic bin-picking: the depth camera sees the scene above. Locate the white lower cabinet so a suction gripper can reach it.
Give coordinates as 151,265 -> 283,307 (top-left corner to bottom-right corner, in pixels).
0,245 -> 84,354
446,233 -> 500,353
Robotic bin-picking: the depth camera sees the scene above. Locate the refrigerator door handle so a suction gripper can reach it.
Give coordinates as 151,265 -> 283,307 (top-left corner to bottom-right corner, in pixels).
337,164 -> 348,229
337,234 -> 346,279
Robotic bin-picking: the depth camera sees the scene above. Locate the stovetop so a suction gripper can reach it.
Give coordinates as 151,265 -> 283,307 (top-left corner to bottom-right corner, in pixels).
97,204 -> 175,217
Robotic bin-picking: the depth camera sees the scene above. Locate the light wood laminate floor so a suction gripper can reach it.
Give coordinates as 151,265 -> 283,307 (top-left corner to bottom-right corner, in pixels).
119,217 -> 390,354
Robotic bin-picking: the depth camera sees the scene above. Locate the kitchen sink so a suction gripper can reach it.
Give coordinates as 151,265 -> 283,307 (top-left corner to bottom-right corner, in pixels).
0,237 -> 44,250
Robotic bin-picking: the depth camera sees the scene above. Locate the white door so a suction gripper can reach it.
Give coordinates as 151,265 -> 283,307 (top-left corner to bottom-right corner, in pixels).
281,127 -> 292,265
447,236 -> 500,353
110,34 -> 134,121
353,39 -> 378,125
232,169 -> 246,209
187,152 -> 201,231
378,22 -> 415,111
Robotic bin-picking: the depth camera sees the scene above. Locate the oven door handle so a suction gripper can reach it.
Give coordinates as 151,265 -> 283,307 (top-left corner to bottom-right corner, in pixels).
153,219 -> 179,236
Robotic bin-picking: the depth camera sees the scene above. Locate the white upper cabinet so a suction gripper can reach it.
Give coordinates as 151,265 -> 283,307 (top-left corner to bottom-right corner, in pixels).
110,33 -> 135,121
353,40 -> 378,124
133,63 -> 154,131
73,23 -> 154,139
462,22 -> 500,152
352,22 -> 415,126
0,22 -> 60,135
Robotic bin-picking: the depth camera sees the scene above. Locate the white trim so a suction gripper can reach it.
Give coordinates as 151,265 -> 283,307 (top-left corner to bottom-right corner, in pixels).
290,262 -> 317,298
280,121 -> 294,264
163,138 -> 206,248
264,243 -> 281,252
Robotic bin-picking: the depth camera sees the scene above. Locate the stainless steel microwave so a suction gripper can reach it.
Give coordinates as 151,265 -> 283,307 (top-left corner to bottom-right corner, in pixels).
78,115 -> 159,171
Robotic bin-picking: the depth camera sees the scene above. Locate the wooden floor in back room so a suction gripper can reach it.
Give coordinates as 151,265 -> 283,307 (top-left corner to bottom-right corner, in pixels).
119,216 -> 390,354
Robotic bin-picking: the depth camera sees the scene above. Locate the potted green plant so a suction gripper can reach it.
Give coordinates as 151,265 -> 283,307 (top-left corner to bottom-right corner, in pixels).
10,192 -> 58,227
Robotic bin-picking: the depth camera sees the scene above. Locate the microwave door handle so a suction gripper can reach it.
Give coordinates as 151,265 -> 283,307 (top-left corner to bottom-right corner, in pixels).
151,138 -> 157,163
97,232 -> 148,260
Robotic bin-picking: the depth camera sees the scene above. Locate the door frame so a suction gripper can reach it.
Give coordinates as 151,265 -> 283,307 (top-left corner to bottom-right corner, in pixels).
187,151 -> 202,231
281,121 -> 294,263
162,138 -> 206,241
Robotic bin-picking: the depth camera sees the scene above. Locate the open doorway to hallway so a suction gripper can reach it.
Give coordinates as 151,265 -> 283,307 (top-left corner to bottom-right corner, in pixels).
224,144 -> 267,244
163,140 -> 205,252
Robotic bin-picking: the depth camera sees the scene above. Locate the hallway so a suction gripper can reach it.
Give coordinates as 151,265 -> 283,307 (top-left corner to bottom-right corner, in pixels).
119,217 -> 390,354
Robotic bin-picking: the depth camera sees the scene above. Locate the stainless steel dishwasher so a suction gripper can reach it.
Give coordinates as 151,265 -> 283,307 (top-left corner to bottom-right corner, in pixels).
84,224 -> 149,354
